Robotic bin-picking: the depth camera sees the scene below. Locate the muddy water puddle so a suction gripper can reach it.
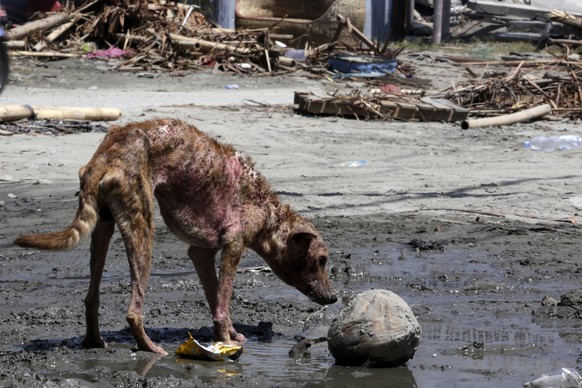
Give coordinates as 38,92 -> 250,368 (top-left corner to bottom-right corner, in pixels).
47,339 -> 418,387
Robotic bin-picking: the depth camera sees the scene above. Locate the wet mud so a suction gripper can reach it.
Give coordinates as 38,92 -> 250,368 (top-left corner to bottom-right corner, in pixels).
1,184 -> 581,387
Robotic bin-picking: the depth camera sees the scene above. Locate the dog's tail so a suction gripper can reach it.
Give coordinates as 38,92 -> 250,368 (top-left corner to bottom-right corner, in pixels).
14,168 -> 100,251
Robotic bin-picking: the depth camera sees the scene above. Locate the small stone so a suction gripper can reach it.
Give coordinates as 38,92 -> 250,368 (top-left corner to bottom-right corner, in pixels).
0,175 -> 15,182
541,296 -> 558,306
559,289 -> 582,307
7,193 -> 17,199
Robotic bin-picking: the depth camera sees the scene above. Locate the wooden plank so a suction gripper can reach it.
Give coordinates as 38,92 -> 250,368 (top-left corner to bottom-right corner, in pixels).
492,31 -> 544,42
420,98 -> 454,122
508,21 -> 580,36
415,101 -> 447,122
379,101 -> 400,119
392,102 -> 419,120
295,92 -> 467,122
294,92 -> 373,118
380,100 -> 417,120
421,97 -> 470,122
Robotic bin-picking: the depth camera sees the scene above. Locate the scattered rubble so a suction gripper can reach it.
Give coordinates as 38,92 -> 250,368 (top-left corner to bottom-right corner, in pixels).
0,119 -> 107,135
443,60 -> 582,117
4,0 -> 582,125
4,0 -> 392,76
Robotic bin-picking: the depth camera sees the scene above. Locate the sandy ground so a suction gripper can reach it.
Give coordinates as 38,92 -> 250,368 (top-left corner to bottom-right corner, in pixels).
0,53 -> 581,387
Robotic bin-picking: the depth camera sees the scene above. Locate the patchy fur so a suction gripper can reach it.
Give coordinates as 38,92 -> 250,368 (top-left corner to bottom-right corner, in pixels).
15,119 -> 337,355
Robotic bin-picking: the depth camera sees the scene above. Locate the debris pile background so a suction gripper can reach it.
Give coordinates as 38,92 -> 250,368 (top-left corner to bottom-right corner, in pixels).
10,0 -> 303,74
444,63 -> 582,116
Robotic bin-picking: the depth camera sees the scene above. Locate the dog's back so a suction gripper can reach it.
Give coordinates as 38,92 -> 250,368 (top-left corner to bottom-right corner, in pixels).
135,119 -> 281,248
16,119 -> 282,251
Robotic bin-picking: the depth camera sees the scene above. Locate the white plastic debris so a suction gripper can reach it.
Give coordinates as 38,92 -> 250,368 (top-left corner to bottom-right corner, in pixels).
524,368 -> 582,388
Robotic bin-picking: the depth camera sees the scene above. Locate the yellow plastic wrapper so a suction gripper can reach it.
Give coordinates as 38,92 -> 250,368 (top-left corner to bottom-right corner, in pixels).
176,332 -> 243,362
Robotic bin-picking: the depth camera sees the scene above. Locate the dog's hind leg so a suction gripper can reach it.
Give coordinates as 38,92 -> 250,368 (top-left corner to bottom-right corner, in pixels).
82,218 -> 114,349
101,169 -> 167,355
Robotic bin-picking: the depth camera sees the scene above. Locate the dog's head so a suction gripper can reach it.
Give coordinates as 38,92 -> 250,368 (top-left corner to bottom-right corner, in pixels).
269,224 -> 337,305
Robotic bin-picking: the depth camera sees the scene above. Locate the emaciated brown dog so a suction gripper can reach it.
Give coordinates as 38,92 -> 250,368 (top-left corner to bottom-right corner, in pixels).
15,119 -> 337,355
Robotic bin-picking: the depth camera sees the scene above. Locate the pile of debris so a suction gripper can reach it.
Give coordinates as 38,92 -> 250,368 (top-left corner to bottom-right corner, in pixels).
6,0 -> 582,126
5,0 -> 402,76
7,0 -> 276,73
443,60 -> 582,117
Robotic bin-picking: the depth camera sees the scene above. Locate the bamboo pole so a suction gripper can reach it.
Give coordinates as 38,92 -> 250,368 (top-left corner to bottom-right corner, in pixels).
116,33 -> 149,45
278,56 -> 295,67
8,13 -> 77,40
33,21 -> 77,51
0,105 -> 34,122
10,51 -> 80,58
169,33 -> 252,54
5,40 -> 25,49
461,104 -> 552,129
32,106 -> 122,121
264,49 -> 272,73
0,105 -> 122,122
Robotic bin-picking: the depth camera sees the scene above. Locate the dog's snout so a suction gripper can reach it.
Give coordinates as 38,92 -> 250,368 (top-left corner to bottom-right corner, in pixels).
312,293 -> 338,305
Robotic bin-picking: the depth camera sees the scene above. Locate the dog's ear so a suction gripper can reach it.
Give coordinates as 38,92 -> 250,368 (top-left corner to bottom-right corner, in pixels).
288,227 -> 317,251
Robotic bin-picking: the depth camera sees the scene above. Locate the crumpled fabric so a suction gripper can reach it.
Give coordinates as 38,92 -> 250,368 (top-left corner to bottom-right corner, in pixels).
86,47 -> 132,60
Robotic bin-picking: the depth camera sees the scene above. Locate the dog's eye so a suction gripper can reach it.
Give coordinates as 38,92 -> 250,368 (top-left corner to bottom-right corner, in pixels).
318,256 -> 327,269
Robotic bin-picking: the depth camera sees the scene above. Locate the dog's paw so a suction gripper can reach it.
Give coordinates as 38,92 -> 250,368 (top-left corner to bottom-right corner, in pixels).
82,336 -> 107,349
232,332 -> 247,345
149,344 -> 169,356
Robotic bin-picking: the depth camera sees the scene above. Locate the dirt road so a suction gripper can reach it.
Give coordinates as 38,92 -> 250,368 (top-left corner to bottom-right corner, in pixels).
0,54 -> 581,387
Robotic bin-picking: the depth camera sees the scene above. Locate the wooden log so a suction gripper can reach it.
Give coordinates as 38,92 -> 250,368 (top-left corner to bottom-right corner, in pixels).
116,33 -> 150,45
278,56 -> 295,67
461,104 -> 552,129
0,105 -> 34,122
8,13 -> 76,40
549,38 -> 582,46
32,106 -> 122,121
336,14 -> 377,51
11,51 -> 80,58
5,40 -> 25,49
33,21 -> 76,51
548,10 -> 582,31
264,49 -> 272,73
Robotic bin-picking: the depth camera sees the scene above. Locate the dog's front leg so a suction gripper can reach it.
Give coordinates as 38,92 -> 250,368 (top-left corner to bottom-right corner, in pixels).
189,245 -> 245,344
215,241 -> 246,344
